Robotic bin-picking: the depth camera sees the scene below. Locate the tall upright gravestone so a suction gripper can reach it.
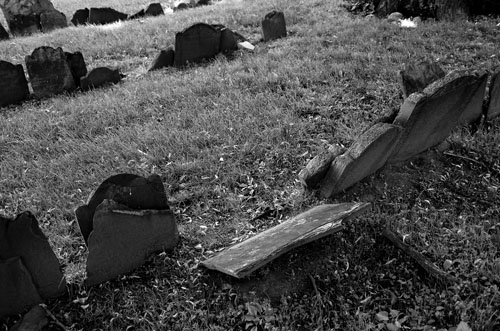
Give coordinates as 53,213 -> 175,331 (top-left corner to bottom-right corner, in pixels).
261,10 -> 287,42
0,60 -> 29,107
174,23 -> 221,67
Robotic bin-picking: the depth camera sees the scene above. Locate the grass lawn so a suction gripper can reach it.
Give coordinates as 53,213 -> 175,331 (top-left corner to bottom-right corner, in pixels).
1,0 -> 500,329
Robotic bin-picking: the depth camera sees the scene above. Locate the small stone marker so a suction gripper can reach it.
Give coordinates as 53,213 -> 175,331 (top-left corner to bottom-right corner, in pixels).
174,23 -> 221,67
148,46 -> 175,71
88,7 -> 128,25
261,10 -> 286,42
320,123 -> 401,198
128,9 -> 145,20
298,144 -> 344,189
25,46 -> 76,98
71,8 -> 89,26
64,51 -> 87,87
0,60 -> 30,108
80,67 -> 121,90
85,199 -> 179,286
0,22 -> 9,40
40,10 -> 67,32
399,60 -> 445,98
487,70 -> 500,120
201,203 -> 371,278
0,212 -> 66,299
145,3 -> 164,16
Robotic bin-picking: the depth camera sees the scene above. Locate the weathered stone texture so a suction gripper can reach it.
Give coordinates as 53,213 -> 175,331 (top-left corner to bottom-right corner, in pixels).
174,23 -> 221,67
298,144 -> 344,189
487,70 -> 500,120
64,51 -> 87,87
70,8 -> 89,26
88,7 -> 128,25
39,9 -> 67,32
79,67 -> 121,90
399,60 -> 445,98
458,70 -> 488,124
148,46 -> 175,71
261,10 -> 286,42
0,60 -> 29,107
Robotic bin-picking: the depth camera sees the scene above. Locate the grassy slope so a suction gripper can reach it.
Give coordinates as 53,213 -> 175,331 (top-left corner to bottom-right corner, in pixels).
1,0 -> 500,329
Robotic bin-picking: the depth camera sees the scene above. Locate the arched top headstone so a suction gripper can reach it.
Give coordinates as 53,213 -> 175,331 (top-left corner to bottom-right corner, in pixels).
174,22 -> 221,67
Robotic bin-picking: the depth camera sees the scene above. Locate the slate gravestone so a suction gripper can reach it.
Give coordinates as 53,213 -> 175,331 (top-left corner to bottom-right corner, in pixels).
85,199 -> 179,286
261,10 -> 286,42
399,60 -> 445,98
40,10 -> 67,32
1,0 -> 65,35
64,51 -> 87,87
0,22 -> 8,40
0,212 -> 66,299
25,46 -> 76,98
487,70 -> 500,120
80,67 -> 121,90
212,25 -> 238,53
174,23 -> 221,67
458,70 -> 488,124
148,46 -> 175,71
145,3 -> 164,16
128,9 -> 145,20
320,123 -> 402,198
75,174 -> 169,245
88,7 -> 128,25
298,144 -> 344,189
0,257 -> 43,317
71,8 -> 89,25
7,14 -> 40,36
0,60 -> 30,107
174,3 -> 189,11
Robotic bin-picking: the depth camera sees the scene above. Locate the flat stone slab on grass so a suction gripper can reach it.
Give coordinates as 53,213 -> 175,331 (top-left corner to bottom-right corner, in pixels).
261,11 -> 287,42
320,123 -> 401,198
80,67 -> 121,90
487,70 -> 500,120
174,23 -> 221,67
0,60 -> 30,107
201,202 -> 371,278
399,60 -> 445,98
85,199 -> 179,286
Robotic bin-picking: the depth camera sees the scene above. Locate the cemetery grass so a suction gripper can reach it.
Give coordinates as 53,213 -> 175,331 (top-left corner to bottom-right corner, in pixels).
1,0 -> 500,329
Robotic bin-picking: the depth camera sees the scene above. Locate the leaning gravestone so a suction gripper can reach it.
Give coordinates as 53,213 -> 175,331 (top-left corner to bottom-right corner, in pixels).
88,7 -> 128,25
64,51 -> 87,87
399,60 -> 445,98
261,10 -> 287,42
213,25 -> 238,53
299,144 -> 344,190
487,69 -> 500,120
458,70 -> 488,124
80,67 -> 121,90
71,8 -> 89,25
320,123 -> 402,198
39,9 -> 67,32
0,60 -> 30,107
174,23 -> 221,67
144,3 -> 164,16
25,46 -> 76,98
149,46 -> 175,71
0,22 -> 8,40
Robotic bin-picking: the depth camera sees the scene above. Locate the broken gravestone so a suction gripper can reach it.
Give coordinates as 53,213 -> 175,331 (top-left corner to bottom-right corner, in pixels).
64,51 -> 87,87
201,203 -> 370,278
298,144 -> 344,190
0,22 -> 8,40
80,67 -> 121,90
390,70 -> 488,163
487,69 -> 500,120
399,60 -> 445,98
70,8 -> 89,26
88,7 -> 128,25
25,46 -> 76,98
85,199 -> 179,286
0,60 -> 29,107
148,46 -> 175,71
129,3 -> 164,19
0,212 -> 66,300
174,23 -> 221,67
261,10 -> 286,42
320,123 -> 402,198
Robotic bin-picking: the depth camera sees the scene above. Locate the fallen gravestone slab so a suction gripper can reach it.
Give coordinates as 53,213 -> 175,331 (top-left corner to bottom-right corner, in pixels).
80,67 -> 121,90
25,46 -> 76,98
149,46 -> 175,71
75,174 -> 169,245
399,60 -> 445,98
298,144 -> 344,190
174,23 -> 221,67
261,10 -> 286,42
88,7 -> 128,25
71,8 -> 89,25
0,257 -> 43,317
487,70 -> 500,120
0,22 -> 8,40
64,51 -> 87,87
201,202 -> 371,278
320,123 -> 401,198
0,60 -> 30,107
8,305 -> 48,331
85,199 -> 179,286
40,10 -> 67,32
390,70 -> 488,163
0,212 -> 66,299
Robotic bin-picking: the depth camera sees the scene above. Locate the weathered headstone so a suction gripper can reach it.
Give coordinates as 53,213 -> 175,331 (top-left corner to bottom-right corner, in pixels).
0,212 -> 66,299
0,22 -> 8,40
196,0 -> 210,6
201,203 -> 371,278
145,3 -> 164,16
173,2 -> 189,11
71,8 -> 89,26
487,70 -> 500,120
219,26 -> 238,53
25,46 -> 76,98
320,123 -> 402,198
261,10 -> 286,42
75,174 -> 169,245
390,70 -> 488,163
174,23 -> 221,67
399,60 -> 446,98
4,14 -> 40,36
64,51 -> 87,87
39,9 -> 67,32
79,67 -> 121,90
85,199 -> 179,286
458,70 -> 488,124
298,144 -> 344,189
148,46 -> 175,71
88,7 -> 128,25
0,60 -> 30,107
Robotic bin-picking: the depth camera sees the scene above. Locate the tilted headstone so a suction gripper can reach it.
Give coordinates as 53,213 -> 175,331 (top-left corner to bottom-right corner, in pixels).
144,3 -> 164,16
389,70 -> 488,163
174,23 -> 221,67
39,9 -> 67,32
71,8 -> 89,26
4,14 -> 40,36
320,123 -> 401,198
88,7 -> 128,25
75,174 -> 169,245
0,212 -> 66,299
458,70 -> 488,124
487,70 -> 500,120
399,60 -> 445,98
148,46 -> 175,71
85,199 -> 179,286
214,25 -> 238,53
261,10 -> 286,42
0,22 -> 9,40
80,67 -> 121,90
298,144 -> 344,190
64,51 -> 87,87
128,9 -> 145,20
0,60 -> 30,108
25,46 -> 76,98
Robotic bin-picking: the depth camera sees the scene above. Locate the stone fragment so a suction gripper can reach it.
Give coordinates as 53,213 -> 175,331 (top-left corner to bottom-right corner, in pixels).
9,305 -> 48,331
39,9 -> 67,32
298,144 -> 344,189
75,174 -> 169,245
238,41 -> 255,51
487,70 -> 500,120
0,212 -> 66,299
25,46 -> 76,98
261,10 -> 286,42
399,60 -> 445,98
320,123 -> 401,198
64,51 -> 87,87
0,60 -> 30,107
70,8 -> 89,26
88,7 -> 128,25
0,257 -> 42,317
0,0 -> 65,35
85,199 -> 179,286
201,203 -> 370,278
390,70 -> 488,163
148,46 -> 175,71
0,22 -> 9,40
174,23 -> 221,67
79,67 -> 121,90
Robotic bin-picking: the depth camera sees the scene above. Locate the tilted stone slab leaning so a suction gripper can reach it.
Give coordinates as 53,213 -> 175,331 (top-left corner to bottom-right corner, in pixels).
398,60 -> 445,99
0,60 -> 30,107
174,23 -> 221,67
298,144 -> 344,190
487,69 -> 500,120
